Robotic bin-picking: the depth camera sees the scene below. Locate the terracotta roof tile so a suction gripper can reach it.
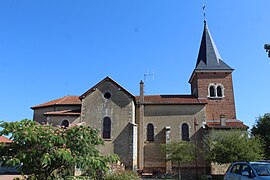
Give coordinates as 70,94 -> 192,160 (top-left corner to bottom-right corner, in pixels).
206,121 -> 248,129
0,136 -> 12,143
31,96 -> 81,109
44,109 -> 81,116
135,95 -> 207,105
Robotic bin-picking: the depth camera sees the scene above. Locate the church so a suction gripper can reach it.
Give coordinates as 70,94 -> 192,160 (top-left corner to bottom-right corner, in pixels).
31,21 -> 247,175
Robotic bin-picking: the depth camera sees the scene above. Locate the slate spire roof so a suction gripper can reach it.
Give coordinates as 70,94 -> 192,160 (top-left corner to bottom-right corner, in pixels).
195,21 -> 233,71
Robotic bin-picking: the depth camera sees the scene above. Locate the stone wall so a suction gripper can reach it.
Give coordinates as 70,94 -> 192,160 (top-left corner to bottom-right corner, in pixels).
142,104 -> 206,171
33,105 -> 81,124
80,80 -> 137,170
46,115 -> 79,126
211,162 -> 230,175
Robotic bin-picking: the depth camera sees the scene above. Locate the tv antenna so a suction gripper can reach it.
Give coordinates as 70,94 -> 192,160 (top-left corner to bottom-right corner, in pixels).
264,44 -> 270,58
144,69 -> 155,83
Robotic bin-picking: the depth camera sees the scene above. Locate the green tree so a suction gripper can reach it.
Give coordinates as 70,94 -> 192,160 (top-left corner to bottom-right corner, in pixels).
204,130 -> 264,164
104,170 -> 140,180
0,119 -> 118,180
161,141 -> 195,179
251,113 -> 270,159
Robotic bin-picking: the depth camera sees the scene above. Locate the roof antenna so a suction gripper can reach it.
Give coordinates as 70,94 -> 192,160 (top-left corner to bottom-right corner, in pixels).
144,69 -> 155,83
264,44 -> 270,58
203,4 -> 206,23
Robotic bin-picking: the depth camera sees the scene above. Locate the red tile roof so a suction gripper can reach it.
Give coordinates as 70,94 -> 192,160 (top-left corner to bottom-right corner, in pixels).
44,109 -> 81,116
31,96 -> 81,109
136,95 -> 207,105
0,136 -> 12,143
206,121 -> 248,129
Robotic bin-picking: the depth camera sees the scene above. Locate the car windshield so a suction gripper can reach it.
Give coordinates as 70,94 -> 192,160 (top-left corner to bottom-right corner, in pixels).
251,163 -> 270,176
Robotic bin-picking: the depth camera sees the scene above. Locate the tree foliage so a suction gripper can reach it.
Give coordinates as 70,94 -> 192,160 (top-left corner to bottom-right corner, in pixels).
104,170 -> 140,180
204,130 -> 264,164
162,141 -> 195,164
251,113 -> 270,159
0,119 -> 119,179
161,141 -> 195,179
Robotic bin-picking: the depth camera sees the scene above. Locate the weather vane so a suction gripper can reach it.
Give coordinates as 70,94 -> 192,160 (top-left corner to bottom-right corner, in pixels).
203,4 -> 206,21
264,44 -> 270,58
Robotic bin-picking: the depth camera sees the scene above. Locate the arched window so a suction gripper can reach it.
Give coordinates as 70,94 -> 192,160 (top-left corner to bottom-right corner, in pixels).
208,84 -> 224,98
61,119 -> 69,128
217,86 -> 223,97
147,123 -> 154,141
209,86 -> 215,97
182,123 -> 189,141
103,117 -> 111,139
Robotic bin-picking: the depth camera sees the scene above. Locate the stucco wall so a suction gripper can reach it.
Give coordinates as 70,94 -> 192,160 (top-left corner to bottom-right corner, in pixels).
46,115 -> 79,126
80,81 -> 136,169
32,105 -> 81,124
33,106 -> 54,124
143,104 -> 206,171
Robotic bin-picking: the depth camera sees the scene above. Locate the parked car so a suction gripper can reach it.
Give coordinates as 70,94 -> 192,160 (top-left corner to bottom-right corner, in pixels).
0,162 -> 21,175
224,161 -> 270,180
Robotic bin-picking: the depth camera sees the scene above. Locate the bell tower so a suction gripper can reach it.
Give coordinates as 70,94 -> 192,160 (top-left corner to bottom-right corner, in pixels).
189,21 -> 237,122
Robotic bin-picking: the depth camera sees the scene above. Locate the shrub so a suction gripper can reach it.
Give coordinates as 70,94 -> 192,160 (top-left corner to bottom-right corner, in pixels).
0,119 -> 118,179
104,171 -> 140,180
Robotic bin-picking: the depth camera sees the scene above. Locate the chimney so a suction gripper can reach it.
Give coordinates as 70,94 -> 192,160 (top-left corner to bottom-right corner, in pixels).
138,80 -> 145,169
139,80 -> 144,104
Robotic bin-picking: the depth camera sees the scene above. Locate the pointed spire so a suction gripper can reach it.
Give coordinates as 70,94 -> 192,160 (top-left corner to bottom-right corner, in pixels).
195,21 -> 233,71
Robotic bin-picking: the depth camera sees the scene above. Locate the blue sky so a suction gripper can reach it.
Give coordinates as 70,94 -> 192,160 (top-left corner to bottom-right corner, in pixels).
0,1 -> 269,129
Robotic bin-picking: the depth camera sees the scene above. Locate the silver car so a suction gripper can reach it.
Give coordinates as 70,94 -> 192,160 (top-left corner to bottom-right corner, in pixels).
224,162 -> 270,180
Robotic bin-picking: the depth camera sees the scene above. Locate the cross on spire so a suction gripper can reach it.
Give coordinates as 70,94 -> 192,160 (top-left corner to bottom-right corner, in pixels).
203,4 -> 206,22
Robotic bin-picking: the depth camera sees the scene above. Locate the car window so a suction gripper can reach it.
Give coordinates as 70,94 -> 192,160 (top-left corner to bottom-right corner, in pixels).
241,164 -> 255,177
231,164 -> 241,174
252,164 -> 270,176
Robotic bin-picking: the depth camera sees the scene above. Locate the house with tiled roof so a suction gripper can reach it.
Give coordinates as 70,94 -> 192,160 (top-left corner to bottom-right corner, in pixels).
31,21 -> 247,176
0,136 -> 12,144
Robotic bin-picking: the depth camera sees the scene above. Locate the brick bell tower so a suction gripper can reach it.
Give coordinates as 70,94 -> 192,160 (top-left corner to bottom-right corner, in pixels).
189,21 -> 237,122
